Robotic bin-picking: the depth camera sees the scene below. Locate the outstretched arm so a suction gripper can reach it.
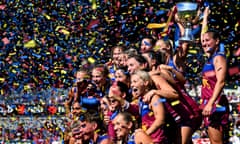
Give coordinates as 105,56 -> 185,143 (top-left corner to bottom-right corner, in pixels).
174,13 -> 185,36
159,64 -> 186,85
150,74 -> 179,100
201,7 -> 210,41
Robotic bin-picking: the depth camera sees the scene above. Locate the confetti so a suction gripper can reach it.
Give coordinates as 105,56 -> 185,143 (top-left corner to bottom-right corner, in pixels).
0,1 -> 239,142
171,100 -> 180,106
24,40 -> 36,48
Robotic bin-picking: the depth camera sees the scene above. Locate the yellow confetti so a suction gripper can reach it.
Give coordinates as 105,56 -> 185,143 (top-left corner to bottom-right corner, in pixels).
11,117 -> 16,121
92,0 -> 97,10
61,29 -> 70,35
147,23 -> 167,29
13,83 -> 19,86
160,32 -> 168,37
88,57 -> 95,63
193,68 -> 198,73
99,47 -> 104,53
43,13 -> 51,20
0,78 -> 5,82
88,37 -> 96,46
61,70 -> 67,74
55,26 -> 66,31
11,69 -> 17,73
24,85 -> 31,90
53,70 -> 59,73
216,104 -> 222,107
188,50 -> 197,54
184,14 -> 190,18
3,23 -> 7,28
24,40 -> 36,48
9,52 -> 16,56
235,22 -> 239,31
33,77 -> 38,83
171,100 -> 180,106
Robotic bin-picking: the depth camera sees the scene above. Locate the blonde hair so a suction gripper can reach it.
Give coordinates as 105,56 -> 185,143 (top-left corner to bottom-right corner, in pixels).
154,39 -> 174,54
132,70 -> 154,88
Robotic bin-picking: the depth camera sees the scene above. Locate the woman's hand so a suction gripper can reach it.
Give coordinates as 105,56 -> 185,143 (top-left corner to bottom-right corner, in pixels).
203,6 -> 210,18
103,111 -> 110,125
159,64 -> 173,71
143,90 -> 156,103
202,102 -> 213,116
148,66 -> 161,76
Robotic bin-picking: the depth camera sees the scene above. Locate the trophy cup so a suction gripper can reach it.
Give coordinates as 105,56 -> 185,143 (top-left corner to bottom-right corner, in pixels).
176,2 -> 198,43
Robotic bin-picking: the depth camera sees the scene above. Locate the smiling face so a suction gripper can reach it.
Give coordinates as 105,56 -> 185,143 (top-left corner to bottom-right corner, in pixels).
113,114 -> 132,140
91,68 -> 106,89
112,47 -> 123,66
108,86 -> 122,111
201,32 -> 219,55
118,53 -> 128,67
72,102 -> 82,117
79,121 -> 96,141
127,57 -> 143,75
115,69 -> 129,85
75,70 -> 88,82
140,38 -> 153,53
154,39 -> 172,55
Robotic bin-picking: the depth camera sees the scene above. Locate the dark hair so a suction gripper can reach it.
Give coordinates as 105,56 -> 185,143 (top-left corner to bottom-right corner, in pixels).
143,50 -> 166,67
79,109 -> 101,123
113,81 -> 132,102
128,54 -> 150,71
156,51 -> 167,65
111,45 -> 126,57
92,64 -> 109,77
118,112 -> 136,132
118,111 -> 133,123
141,37 -> 156,46
115,81 -> 128,94
79,110 -> 106,132
116,66 -> 130,77
206,29 -> 221,41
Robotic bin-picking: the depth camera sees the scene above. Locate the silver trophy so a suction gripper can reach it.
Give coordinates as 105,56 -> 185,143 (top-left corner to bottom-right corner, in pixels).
176,2 -> 198,42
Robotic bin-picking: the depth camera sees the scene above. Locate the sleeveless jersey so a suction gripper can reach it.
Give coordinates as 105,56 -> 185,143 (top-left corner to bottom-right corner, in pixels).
139,98 -> 167,143
201,52 -> 229,126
